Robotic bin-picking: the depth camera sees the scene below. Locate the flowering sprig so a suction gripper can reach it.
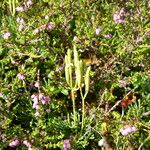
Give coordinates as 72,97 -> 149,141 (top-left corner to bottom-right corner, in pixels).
9,139 -> 20,147
120,126 -> 137,136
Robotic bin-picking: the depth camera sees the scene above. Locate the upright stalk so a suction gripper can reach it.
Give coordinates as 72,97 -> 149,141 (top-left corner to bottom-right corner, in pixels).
71,89 -> 76,126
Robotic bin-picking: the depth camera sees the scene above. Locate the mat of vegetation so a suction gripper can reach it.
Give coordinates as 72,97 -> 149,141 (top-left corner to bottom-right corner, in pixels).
0,0 -> 150,150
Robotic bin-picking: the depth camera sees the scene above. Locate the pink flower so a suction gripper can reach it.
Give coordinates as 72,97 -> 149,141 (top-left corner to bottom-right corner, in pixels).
18,24 -> 24,31
46,22 -> 54,30
34,81 -> 40,88
9,139 -> 19,147
26,0 -> 32,7
96,27 -> 102,35
16,18 -> 25,24
73,36 -> 80,43
33,28 -> 39,34
3,32 -> 11,39
23,140 -> 32,148
103,34 -> 112,38
63,139 -> 71,149
113,14 -> 124,23
41,96 -> 50,105
120,126 -> 137,136
16,6 -> 27,12
0,92 -> 3,97
17,73 -> 25,80
113,8 -> 125,23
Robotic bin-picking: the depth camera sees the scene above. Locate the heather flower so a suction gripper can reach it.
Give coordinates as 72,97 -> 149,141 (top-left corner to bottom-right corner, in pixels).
96,27 -> 102,35
34,81 -> 40,88
45,15 -> 49,20
120,126 -> 137,136
9,139 -> 20,147
23,140 -> 32,148
63,139 -> 71,149
103,34 -> 112,38
55,66 -> 64,72
16,6 -> 27,12
41,96 -> 50,105
18,24 -> 24,31
0,92 -> 3,97
33,28 -> 39,34
46,22 -> 54,30
113,8 -> 125,23
26,0 -> 33,7
32,100 -> 39,109
16,18 -> 25,24
3,32 -> 11,39
73,36 -> 80,43
98,139 -> 105,146
17,73 -> 25,80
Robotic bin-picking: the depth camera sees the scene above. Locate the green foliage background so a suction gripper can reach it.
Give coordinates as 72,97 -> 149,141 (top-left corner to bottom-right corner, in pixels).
0,0 -> 150,149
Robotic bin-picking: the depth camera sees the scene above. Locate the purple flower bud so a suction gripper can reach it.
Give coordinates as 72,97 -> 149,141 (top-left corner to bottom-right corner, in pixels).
17,73 -> 25,80
63,139 -> 71,149
96,27 -> 102,35
3,32 -> 11,39
9,139 -> 19,147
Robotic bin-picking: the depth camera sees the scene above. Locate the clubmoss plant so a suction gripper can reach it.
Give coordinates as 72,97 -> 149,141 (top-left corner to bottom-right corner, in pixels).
65,45 -> 91,128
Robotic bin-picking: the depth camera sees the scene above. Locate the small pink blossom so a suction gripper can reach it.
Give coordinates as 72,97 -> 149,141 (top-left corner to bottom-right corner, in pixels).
23,140 -> 32,148
33,28 -> 39,34
26,0 -> 33,7
41,96 -> 50,105
18,24 -> 24,31
96,27 -> 102,35
113,8 -> 125,23
9,139 -> 20,147
0,92 -> 3,97
73,36 -> 80,43
113,14 -> 124,23
120,126 -> 137,136
16,6 -> 27,12
46,22 -> 54,30
103,34 -> 112,38
63,139 -> 71,149
3,32 -> 11,39
34,81 -> 40,88
17,73 -> 25,80
16,18 -> 25,24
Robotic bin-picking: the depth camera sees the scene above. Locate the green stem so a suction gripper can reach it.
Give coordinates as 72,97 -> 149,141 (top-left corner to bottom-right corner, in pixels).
71,90 -> 76,126
80,88 -> 87,129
